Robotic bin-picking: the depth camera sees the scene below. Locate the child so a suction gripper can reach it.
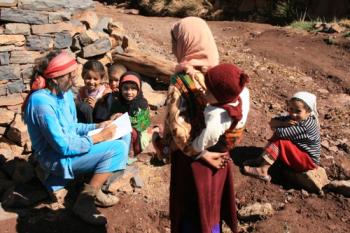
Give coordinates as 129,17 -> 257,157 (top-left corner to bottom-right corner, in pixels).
76,60 -> 111,123
110,71 -> 154,157
93,63 -> 127,123
153,63 -> 250,164
192,63 -> 250,157
243,91 -> 320,181
108,63 -> 127,94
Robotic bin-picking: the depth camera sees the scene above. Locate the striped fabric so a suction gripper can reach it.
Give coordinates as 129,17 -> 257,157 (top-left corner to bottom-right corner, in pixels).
274,115 -> 321,164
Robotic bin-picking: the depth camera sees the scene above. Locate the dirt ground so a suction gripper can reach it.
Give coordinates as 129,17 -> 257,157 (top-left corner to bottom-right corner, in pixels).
2,2 -> 350,233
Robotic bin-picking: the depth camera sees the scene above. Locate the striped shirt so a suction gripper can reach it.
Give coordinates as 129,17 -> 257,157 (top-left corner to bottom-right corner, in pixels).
275,115 -> 321,164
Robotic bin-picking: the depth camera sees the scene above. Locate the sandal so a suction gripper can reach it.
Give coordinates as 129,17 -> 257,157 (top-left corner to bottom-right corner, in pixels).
243,166 -> 271,182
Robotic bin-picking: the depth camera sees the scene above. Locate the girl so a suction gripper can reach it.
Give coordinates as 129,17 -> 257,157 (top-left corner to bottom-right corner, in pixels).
243,91 -> 321,181
110,71 -> 153,157
93,63 -> 127,123
76,60 -> 111,123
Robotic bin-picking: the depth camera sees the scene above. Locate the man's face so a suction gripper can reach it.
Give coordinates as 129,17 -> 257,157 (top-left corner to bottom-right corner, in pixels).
56,70 -> 77,93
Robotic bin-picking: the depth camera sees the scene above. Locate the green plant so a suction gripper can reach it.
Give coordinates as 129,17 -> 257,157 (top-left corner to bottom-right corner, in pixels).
290,20 -> 314,31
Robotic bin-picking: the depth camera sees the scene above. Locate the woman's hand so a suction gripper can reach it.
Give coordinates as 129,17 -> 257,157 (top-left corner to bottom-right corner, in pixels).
91,124 -> 117,144
96,120 -> 113,129
200,150 -> 231,169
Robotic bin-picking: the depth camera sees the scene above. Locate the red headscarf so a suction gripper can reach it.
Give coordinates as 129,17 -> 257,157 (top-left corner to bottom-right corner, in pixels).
205,64 -> 249,125
22,51 -> 78,111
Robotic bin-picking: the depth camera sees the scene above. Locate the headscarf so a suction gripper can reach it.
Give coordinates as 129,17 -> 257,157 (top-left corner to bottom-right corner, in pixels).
31,51 -> 78,90
22,51 -> 78,112
205,63 -> 249,127
118,71 -> 148,116
171,17 -> 219,74
291,91 -> 319,121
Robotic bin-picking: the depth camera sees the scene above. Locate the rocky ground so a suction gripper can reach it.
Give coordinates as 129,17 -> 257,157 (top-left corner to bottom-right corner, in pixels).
1,2 -> 350,233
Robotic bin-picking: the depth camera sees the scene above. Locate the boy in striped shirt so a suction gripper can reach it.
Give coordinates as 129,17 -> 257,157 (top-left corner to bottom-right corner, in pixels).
243,91 -> 320,181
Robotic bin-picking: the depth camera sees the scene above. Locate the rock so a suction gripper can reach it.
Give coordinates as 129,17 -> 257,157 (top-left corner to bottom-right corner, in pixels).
19,0 -> 93,11
326,180 -> 350,197
74,10 -> 99,29
0,108 -> 15,125
0,93 -> 23,106
0,0 -> 17,7
0,35 -> 25,46
0,86 -> 7,96
7,80 -> 25,94
0,8 -> 49,25
103,166 -> 139,193
330,23 -> 345,33
81,38 -> 112,58
6,113 -> 29,146
321,140 -> 330,149
238,202 -> 274,221
142,82 -> 167,109
20,64 -> 35,83
4,23 -> 30,35
93,17 -> 112,32
10,50 -> 41,64
0,52 -> 10,65
31,22 -> 85,35
131,175 -> 143,188
107,21 -> 124,34
0,137 -> 24,160
284,167 -> 330,193
70,35 -> 81,51
48,11 -> 72,23
0,45 -> 25,52
0,126 -> 6,135
0,205 -> 17,222
54,32 -> 72,49
26,35 -> 53,51
0,65 -> 21,81
79,29 -> 100,46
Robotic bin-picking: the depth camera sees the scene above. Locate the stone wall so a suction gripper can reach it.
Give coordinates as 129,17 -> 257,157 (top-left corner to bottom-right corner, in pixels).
0,0 -> 132,166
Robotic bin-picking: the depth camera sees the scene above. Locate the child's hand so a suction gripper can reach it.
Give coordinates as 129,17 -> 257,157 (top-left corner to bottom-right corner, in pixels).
200,150 -> 231,169
87,97 -> 96,108
110,113 -> 123,120
97,120 -> 113,129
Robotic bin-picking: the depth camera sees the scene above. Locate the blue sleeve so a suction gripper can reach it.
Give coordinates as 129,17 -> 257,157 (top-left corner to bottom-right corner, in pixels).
36,104 -> 93,156
75,122 -> 96,135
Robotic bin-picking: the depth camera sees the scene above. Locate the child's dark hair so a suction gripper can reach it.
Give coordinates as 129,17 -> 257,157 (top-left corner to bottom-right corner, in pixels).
82,60 -> 106,81
107,63 -> 127,79
290,97 -> 312,113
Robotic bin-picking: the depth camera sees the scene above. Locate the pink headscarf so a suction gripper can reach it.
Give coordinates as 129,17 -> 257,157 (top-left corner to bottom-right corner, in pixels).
171,17 -> 219,73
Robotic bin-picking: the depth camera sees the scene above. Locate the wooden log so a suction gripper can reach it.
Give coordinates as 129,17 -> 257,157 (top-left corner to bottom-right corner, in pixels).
112,50 -> 175,84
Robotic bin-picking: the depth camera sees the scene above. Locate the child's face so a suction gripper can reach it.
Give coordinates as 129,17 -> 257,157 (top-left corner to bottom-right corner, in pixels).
121,82 -> 138,101
288,99 -> 311,122
84,70 -> 102,92
109,71 -> 122,92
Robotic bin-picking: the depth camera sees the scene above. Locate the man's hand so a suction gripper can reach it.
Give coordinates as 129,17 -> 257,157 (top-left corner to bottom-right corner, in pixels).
110,113 -> 123,120
97,120 -> 113,129
92,124 -> 117,144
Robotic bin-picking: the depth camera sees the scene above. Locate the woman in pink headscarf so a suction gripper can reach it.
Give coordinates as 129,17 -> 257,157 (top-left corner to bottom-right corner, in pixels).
157,17 -> 238,233
23,50 -> 130,226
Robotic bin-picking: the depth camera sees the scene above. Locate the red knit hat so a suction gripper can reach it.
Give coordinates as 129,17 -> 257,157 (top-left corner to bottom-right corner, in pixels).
205,64 -> 249,104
